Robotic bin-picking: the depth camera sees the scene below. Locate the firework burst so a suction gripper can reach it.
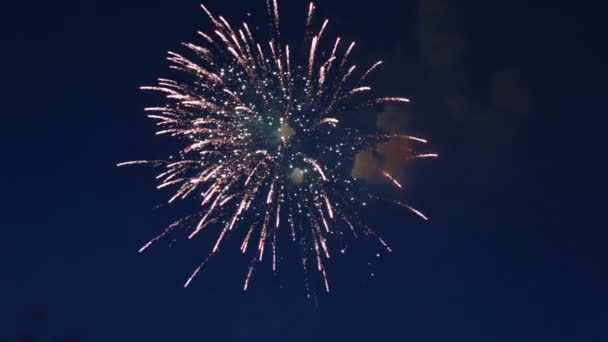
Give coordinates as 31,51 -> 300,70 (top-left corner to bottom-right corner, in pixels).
119,0 -> 436,293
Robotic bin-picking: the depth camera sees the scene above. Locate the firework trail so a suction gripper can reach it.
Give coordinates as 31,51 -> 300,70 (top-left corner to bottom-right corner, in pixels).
119,0 -> 437,293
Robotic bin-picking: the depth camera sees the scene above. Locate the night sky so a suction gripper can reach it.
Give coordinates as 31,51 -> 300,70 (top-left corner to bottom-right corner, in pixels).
1,0 -> 605,341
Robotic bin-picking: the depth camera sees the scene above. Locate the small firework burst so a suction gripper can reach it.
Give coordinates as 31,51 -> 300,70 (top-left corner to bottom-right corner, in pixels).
119,0 -> 436,293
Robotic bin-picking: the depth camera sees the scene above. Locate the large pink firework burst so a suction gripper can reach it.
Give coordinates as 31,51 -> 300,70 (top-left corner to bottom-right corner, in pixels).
119,0 -> 437,293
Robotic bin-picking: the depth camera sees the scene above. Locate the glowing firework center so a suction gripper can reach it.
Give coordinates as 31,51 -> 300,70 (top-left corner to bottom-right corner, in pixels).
289,167 -> 305,185
279,121 -> 296,142
279,122 -> 307,185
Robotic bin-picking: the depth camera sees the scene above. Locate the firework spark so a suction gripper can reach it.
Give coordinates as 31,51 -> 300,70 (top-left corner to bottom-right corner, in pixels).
120,0 -> 436,293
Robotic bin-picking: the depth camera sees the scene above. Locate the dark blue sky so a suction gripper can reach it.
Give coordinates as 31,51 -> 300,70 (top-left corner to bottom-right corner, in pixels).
1,0 -> 605,341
